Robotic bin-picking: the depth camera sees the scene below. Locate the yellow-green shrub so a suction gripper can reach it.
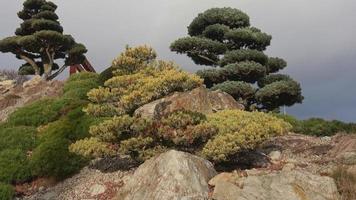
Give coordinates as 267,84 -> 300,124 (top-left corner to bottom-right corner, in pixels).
69,138 -> 115,158
89,115 -> 134,142
85,46 -> 203,116
201,110 -> 291,162
111,45 -> 157,75
72,110 -> 215,161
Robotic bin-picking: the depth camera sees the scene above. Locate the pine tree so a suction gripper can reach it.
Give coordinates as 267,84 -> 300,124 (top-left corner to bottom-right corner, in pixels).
171,8 -> 303,111
0,0 -> 87,80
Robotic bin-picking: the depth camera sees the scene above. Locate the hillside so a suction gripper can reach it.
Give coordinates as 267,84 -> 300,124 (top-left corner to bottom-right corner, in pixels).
0,46 -> 354,200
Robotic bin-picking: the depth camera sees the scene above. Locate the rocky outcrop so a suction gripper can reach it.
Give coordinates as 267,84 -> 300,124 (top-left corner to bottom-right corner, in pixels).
115,150 -> 217,200
0,75 -> 63,122
134,86 -> 244,119
210,170 -> 340,200
22,167 -> 133,200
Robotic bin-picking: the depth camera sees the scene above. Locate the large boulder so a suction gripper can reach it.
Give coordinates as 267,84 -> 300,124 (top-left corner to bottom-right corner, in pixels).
115,150 -> 217,200
211,170 -> 340,200
134,86 -> 244,119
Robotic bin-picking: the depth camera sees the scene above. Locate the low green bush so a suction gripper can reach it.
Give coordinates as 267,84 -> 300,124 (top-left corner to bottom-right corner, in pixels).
66,72 -> 99,83
7,98 -> 71,127
30,109 -> 104,180
0,126 -> 37,152
30,134 -> 87,180
298,118 -> 356,136
0,149 -> 32,183
63,73 -> 100,100
63,80 -> 100,95
271,113 -> 303,133
273,114 -> 356,136
0,183 -> 14,200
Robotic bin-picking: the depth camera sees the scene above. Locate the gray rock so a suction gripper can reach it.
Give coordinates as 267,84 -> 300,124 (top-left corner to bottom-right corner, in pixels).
338,152 -> 356,165
212,170 -> 340,200
134,86 -> 244,119
115,150 -> 217,200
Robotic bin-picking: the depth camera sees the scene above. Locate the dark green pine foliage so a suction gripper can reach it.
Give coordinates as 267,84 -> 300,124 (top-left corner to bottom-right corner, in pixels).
171,8 -> 303,110
0,0 -> 87,80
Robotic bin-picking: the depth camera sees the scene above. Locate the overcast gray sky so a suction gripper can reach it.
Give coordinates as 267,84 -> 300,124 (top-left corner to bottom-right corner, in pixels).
0,0 -> 355,121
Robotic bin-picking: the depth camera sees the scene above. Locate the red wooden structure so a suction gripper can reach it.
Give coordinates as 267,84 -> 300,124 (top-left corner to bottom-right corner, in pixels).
69,58 -> 96,75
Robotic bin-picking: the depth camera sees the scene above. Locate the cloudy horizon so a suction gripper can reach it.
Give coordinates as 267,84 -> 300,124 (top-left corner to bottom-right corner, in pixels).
1,0 -> 355,122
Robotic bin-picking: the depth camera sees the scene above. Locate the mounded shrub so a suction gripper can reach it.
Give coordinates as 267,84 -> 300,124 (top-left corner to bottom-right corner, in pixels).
30,134 -> 87,180
71,110 -> 216,161
85,46 -> 203,116
66,72 -> 99,83
0,183 -> 14,200
69,137 -> 114,159
63,72 -> 100,100
298,118 -> 345,136
201,110 -> 291,162
6,98 -> 68,127
0,149 -> 32,183
0,126 -> 37,152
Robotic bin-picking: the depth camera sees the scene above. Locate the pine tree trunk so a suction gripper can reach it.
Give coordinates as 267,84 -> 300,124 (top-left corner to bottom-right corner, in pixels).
43,63 -> 52,80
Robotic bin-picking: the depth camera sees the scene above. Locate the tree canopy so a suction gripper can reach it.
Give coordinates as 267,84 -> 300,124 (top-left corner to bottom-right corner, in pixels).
171,7 -> 303,111
0,0 -> 87,80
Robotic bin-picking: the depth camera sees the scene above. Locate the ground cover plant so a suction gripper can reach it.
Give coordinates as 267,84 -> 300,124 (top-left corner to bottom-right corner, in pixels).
0,72 -> 101,199
273,113 -> 356,136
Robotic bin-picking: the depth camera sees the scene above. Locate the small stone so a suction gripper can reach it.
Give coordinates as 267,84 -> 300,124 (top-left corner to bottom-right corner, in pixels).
90,184 -> 106,196
339,152 -> 356,165
38,186 -> 45,192
320,136 -> 331,142
268,150 -> 282,161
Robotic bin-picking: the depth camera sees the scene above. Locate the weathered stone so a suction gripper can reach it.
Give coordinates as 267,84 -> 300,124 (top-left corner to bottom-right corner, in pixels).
212,181 -> 241,200
208,172 -> 239,187
134,86 -> 244,119
338,152 -> 356,165
89,184 -> 106,196
269,150 -> 282,161
115,150 -> 217,200
212,170 -> 340,200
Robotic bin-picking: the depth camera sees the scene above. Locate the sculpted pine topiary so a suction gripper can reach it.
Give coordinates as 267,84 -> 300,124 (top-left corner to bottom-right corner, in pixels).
0,0 -> 87,80
171,7 -> 303,111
